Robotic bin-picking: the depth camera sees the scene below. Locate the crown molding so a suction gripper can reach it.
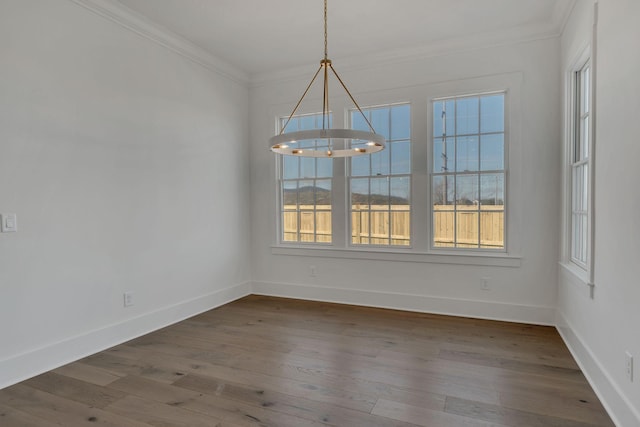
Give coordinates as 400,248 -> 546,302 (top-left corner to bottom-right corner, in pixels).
251,20 -> 564,87
68,0 -> 249,86
553,0 -> 579,36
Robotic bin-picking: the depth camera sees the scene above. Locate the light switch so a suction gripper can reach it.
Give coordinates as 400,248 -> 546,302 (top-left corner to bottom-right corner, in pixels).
1,213 -> 18,232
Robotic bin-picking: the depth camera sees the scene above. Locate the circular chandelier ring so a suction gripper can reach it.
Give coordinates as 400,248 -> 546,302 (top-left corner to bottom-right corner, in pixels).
269,129 -> 385,158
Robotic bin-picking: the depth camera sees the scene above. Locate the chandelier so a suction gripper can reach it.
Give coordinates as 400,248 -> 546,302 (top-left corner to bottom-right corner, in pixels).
268,0 -> 385,158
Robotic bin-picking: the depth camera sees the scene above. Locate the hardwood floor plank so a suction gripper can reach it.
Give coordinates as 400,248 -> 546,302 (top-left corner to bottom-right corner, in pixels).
372,398 -> 508,427
0,384 -> 151,426
108,374 -> 330,427
23,372 -> 126,409
444,396 -> 611,427
0,402 -> 60,427
106,344 -> 379,413
105,394 -> 225,427
438,348 -> 583,378
0,296 -> 614,427
52,362 -> 123,386
497,389 -> 615,426
175,373 -> 423,427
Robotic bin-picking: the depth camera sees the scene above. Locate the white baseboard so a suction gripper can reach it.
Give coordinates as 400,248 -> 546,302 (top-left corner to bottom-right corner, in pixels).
251,281 -> 556,325
556,311 -> 640,427
0,281 -> 251,390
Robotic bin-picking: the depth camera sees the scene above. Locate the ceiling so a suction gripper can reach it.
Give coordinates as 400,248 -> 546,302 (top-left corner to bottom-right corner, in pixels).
115,0 -> 575,78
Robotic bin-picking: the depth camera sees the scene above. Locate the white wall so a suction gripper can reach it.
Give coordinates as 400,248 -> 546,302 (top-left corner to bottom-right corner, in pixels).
0,0 -> 250,388
250,37 -> 562,324
557,1 -> 640,426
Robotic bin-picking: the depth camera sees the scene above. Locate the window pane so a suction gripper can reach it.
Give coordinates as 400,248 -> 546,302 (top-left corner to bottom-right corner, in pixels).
278,112 -> 333,244
352,110 -> 369,131
352,210 -> 369,245
299,211 -> 315,242
315,179 -> 332,208
480,95 -> 504,133
434,137 -> 454,173
574,166 -> 581,212
480,209 -> 504,249
391,140 -> 411,174
432,93 -> 505,251
571,213 -> 580,260
391,104 -> 410,140
370,177 -> 389,209
283,156 -> 298,179
351,178 -> 369,207
296,180 -> 313,206
371,146 -> 390,176
432,175 -> 455,206
350,103 -> 410,247
390,176 -> 410,205
351,153 -> 370,177
480,173 -> 504,206
445,100 -> 455,136
299,115 -> 315,130
391,211 -> 410,246
456,136 -> 479,172
316,211 -> 331,243
456,97 -> 479,135
300,156 -> 315,178
370,211 -> 390,245
582,66 -> 590,114
456,210 -> 479,248
480,134 -> 504,171
582,115 -> 589,159
456,175 -> 478,205
283,181 -> 298,208
433,101 -> 444,137
371,108 -> 390,140
316,158 -> 332,178
283,212 -> 298,242
582,164 -> 589,211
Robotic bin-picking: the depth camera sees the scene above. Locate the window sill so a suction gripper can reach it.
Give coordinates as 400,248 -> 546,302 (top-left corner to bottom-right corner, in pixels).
559,262 -> 594,297
271,245 -> 521,267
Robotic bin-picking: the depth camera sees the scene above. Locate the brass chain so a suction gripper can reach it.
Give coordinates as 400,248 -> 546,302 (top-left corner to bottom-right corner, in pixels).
324,0 -> 328,60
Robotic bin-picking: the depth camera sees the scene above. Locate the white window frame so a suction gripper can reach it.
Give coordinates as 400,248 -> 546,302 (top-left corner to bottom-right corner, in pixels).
271,73 -> 523,268
429,92 -> 507,252
347,102 -> 412,248
570,61 -> 590,268
562,45 -> 595,286
276,112 -> 334,246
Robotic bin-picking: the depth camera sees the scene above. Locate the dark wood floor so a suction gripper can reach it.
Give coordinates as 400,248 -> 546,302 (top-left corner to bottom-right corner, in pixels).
0,295 -> 615,426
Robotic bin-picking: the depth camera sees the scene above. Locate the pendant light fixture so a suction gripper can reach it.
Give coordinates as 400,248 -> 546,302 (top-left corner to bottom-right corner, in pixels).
269,0 -> 385,158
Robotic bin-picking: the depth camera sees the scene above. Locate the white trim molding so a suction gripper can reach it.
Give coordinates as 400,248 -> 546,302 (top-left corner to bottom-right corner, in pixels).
272,246 -> 521,268
252,281 -> 554,325
68,0 -> 249,86
0,281 -> 251,390
556,311 -> 640,427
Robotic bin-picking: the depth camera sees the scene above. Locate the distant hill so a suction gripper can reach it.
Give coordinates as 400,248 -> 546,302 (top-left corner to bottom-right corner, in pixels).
283,186 -> 409,205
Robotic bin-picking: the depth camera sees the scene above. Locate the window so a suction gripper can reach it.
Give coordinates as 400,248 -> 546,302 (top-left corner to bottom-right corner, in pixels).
350,104 -> 411,246
432,93 -> 506,250
570,62 -> 590,267
279,113 -> 333,243
273,74 -> 522,266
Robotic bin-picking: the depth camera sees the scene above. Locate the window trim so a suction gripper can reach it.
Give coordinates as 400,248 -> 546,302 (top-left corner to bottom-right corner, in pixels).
269,72 -> 524,266
561,44 -> 595,287
347,102 -> 413,249
428,91 -> 508,252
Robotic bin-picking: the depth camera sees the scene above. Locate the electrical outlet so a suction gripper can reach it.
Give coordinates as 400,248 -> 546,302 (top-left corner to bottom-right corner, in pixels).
309,265 -> 317,277
481,277 -> 491,291
625,351 -> 634,382
123,292 -> 134,307
0,213 -> 17,233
